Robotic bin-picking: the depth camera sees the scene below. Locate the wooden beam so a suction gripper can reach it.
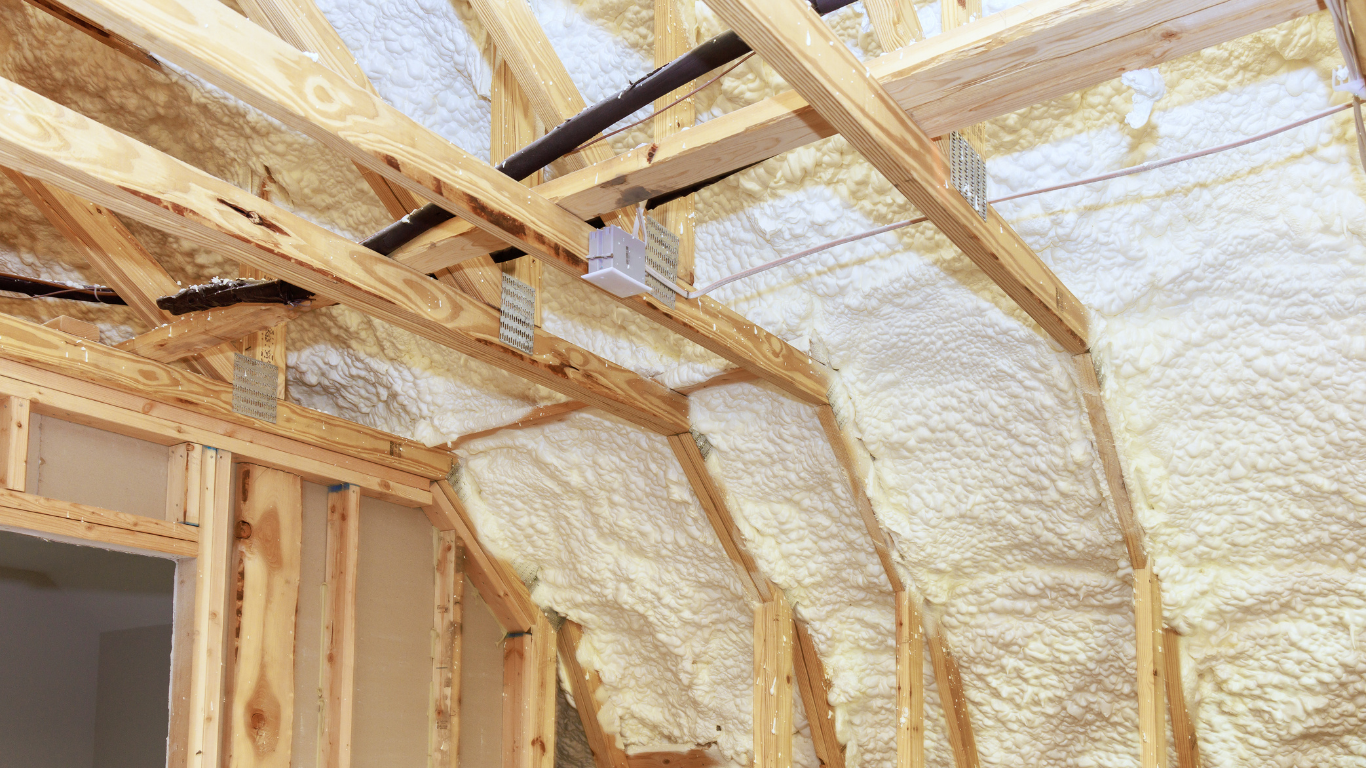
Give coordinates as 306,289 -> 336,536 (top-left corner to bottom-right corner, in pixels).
0,485 -> 197,556
1074,353 -> 1148,569
187,446 -> 234,768
0,77 -> 690,437
529,0 -> 1317,223
925,622 -> 979,768
20,0 -> 162,70
321,484 -> 360,768
0,313 -> 451,481
667,433 -> 771,603
1163,627 -> 1201,768
2,168 -> 239,380
559,620 -> 631,768
424,479 -> 539,634
753,591 -> 794,768
1135,567 -> 1168,768
233,0 -> 421,218
626,751 -> 719,768
895,591 -> 924,768
228,464 -> 303,768
117,302 -> 313,365
654,0 -> 697,287
793,618 -> 843,768
1342,0 -> 1366,79
504,615 -> 558,768
168,558 -> 197,768
863,0 -> 923,51
64,0 -> 830,408
431,530 -> 464,768
166,442 -> 201,524
815,404 -> 903,593
702,0 -> 1088,354
0,396 -> 30,492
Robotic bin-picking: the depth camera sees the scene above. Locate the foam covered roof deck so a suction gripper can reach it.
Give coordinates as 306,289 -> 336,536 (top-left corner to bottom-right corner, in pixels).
0,0 -> 1362,766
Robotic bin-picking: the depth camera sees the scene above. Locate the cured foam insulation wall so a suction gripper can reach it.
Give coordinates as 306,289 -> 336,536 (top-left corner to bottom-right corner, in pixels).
0,0 -> 1362,764
352,498 -> 435,766
455,411 -> 760,762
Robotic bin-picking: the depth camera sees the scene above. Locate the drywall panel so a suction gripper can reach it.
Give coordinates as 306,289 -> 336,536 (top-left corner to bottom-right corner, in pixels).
27,413 -> 169,519
291,480 -> 331,767
351,497 -> 433,767
93,623 -> 174,768
459,575 -> 504,768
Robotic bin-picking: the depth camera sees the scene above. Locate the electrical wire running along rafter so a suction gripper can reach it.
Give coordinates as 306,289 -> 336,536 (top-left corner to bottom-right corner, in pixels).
644,102 -> 1359,300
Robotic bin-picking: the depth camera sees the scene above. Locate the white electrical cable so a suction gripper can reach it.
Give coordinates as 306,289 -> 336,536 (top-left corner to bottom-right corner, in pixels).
1324,0 -> 1366,173
646,102 -> 1355,300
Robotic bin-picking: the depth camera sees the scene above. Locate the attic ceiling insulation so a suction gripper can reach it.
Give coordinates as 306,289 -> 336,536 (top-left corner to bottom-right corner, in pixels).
0,0 -> 1360,767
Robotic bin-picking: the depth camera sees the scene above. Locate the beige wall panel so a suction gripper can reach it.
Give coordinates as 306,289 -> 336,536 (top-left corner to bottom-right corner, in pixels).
459,576 -> 506,767
352,497 -> 434,766
27,414 -> 169,518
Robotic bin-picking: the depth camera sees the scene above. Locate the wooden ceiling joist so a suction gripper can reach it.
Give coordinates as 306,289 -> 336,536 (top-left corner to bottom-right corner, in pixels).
115,301 -> 313,364
62,0 -> 829,407
0,74 -> 690,435
703,0 -> 1087,352
863,0 -> 924,51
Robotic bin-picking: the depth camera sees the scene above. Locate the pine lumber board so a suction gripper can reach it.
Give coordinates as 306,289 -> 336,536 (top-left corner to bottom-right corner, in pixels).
0,312 -> 450,479
667,433 -> 771,603
117,302 -> 313,363
626,751 -> 719,768
926,625 -> 980,768
228,464 -> 303,768
864,0 -> 924,50
753,592 -> 795,768
502,616 -> 558,768
793,617 -> 844,768
0,77 -> 690,437
895,591 -> 925,768
424,479 -> 538,633
533,0 -> 1319,220
559,620 -> 631,768
3,168 -> 239,380
64,0 -> 828,408
1163,627 -> 1202,768
430,530 -> 464,768
0,360 -> 432,506
167,558 -> 197,768
1135,567 -> 1169,768
42,315 -> 101,343
1074,353 -> 1148,569
0,485 -> 197,556
165,442 -> 202,524
321,484 -> 360,768
703,0 -> 1089,354
187,447 -> 234,768
654,0 -> 697,287
0,396 -> 30,491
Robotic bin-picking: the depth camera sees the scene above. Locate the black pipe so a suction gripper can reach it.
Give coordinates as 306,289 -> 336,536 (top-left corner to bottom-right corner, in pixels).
362,0 -> 860,258
0,272 -> 126,305
157,278 -> 315,316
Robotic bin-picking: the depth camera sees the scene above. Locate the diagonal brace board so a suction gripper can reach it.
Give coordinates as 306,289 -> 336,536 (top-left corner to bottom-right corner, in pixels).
702,0 -> 1088,353
61,0 -> 830,407
0,74 -> 689,435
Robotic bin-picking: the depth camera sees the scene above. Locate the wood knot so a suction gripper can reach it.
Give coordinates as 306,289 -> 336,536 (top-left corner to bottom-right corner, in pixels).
236,520 -> 253,540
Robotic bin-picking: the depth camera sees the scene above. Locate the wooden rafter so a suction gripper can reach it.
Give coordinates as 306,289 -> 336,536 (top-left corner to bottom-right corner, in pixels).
0,75 -> 690,436
559,620 -> 631,768
701,0 -> 1087,352
863,0 -> 923,51
926,622 -> 980,768
793,617 -> 844,768
3,168 -> 239,381
65,0 -> 829,407
233,0 -> 420,218
116,302 -> 313,364
1074,353 -> 1148,569
816,403 -> 904,593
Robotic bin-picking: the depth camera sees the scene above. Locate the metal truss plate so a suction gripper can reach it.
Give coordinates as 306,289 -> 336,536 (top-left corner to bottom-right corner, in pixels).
644,215 -> 680,308
232,353 -> 278,423
690,428 -> 713,461
949,131 -> 988,221
499,273 -> 536,355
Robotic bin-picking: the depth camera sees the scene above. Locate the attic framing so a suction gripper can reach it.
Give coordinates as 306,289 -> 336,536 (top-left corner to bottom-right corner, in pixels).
0,0 -> 1337,765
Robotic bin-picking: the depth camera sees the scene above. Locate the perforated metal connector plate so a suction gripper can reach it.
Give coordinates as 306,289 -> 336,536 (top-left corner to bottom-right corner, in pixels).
949,131 -> 988,221
499,273 -> 535,355
644,216 -> 680,308
232,353 -> 278,423
690,428 -> 713,461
